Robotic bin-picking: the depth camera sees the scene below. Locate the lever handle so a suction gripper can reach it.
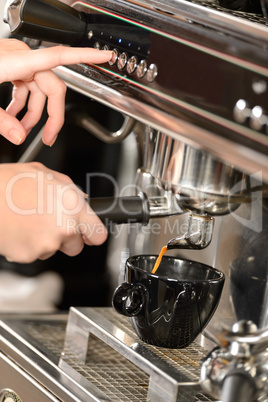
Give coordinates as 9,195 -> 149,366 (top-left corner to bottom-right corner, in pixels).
4,0 -> 87,45
88,193 -> 150,225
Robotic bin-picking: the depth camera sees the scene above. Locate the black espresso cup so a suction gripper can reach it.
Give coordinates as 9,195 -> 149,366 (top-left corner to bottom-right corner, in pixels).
113,255 -> 224,348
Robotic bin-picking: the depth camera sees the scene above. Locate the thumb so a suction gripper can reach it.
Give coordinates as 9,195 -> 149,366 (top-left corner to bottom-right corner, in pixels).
0,108 -> 26,145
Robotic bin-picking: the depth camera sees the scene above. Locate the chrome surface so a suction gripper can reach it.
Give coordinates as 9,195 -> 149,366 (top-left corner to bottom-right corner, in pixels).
108,49 -> 118,66
0,353 -> 60,401
117,52 -> 128,71
130,0 -> 268,44
143,129 -> 253,215
69,110 -> 136,144
148,194 -> 185,218
146,63 -> 158,83
128,137 -> 267,340
200,320 -> 268,401
167,214 -> 214,250
216,320 -> 268,354
127,56 -> 138,75
54,66 -> 268,182
3,0 -> 23,32
53,0 -> 268,186
0,308 -> 217,401
136,60 -> 147,78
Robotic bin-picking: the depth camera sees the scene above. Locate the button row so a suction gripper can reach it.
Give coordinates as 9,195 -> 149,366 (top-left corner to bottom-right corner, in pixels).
94,42 -> 158,82
233,99 -> 268,134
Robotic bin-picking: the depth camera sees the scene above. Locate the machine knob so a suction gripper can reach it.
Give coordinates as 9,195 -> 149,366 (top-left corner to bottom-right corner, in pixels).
249,106 -> 267,131
4,0 -> 87,45
117,52 -> 128,70
146,63 -> 158,82
127,55 -> 138,74
136,59 -> 147,78
109,49 -> 119,66
233,99 -> 251,124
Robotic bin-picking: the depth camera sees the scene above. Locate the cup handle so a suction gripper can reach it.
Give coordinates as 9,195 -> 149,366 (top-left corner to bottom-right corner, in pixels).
112,282 -> 146,316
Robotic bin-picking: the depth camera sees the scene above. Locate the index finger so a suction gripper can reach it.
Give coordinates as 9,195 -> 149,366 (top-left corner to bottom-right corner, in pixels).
1,46 -> 112,82
34,46 -> 112,70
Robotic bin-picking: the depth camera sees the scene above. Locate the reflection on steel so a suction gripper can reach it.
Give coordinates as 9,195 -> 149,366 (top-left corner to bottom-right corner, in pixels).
69,110 -> 136,144
144,129 -> 250,216
167,214 -> 214,250
133,0 -> 268,44
54,66 -> 268,182
201,320 -> 268,401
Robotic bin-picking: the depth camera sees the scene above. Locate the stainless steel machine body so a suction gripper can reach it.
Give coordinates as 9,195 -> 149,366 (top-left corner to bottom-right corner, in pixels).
0,0 -> 268,400
0,308 -> 217,401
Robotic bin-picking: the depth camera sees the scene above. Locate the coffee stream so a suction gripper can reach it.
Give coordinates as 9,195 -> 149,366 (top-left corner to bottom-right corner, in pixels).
151,245 -> 168,274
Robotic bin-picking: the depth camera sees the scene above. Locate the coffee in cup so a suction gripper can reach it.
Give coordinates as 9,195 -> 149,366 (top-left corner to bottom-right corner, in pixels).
113,255 -> 224,348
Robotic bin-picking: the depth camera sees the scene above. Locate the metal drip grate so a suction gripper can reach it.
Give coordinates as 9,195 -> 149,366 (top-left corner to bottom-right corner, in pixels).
23,308 -> 217,401
99,308 -> 207,382
63,335 -> 149,401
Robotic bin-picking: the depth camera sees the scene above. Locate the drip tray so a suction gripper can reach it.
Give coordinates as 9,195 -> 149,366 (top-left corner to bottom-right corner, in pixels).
0,307 -> 217,401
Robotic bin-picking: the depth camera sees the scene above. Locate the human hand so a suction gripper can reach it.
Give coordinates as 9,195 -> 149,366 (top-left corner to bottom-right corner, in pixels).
0,162 -> 108,263
0,38 -> 112,146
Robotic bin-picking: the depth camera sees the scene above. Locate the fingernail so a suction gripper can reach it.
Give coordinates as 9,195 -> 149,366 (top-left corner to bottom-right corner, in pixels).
49,135 -> 57,147
9,129 -> 23,145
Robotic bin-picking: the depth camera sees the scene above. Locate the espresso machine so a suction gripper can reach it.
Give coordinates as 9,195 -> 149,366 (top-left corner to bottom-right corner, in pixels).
0,0 -> 268,401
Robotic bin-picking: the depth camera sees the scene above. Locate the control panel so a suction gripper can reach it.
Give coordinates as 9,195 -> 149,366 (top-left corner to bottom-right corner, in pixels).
72,1 -> 268,142
78,7 -> 158,83
4,0 -> 268,145
108,51 -> 158,83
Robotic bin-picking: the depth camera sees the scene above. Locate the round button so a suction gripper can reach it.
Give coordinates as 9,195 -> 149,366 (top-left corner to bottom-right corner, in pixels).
136,60 -> 147,78
102,44 -> 110,51
127,55 -> 138,74
117,52 -> 128,70
146,63 -> 158,82
233,99 -> 250,124
109,48 -> 119,66
249,106 -> 267,131
0,389 -> 22,402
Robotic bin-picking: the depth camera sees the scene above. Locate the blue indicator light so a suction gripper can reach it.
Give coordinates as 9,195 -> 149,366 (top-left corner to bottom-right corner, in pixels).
128,42 -> 131,47
118,38 -> 122,43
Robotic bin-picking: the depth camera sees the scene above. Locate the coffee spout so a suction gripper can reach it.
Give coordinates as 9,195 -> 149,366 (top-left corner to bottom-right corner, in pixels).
167,214 -> 214,250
